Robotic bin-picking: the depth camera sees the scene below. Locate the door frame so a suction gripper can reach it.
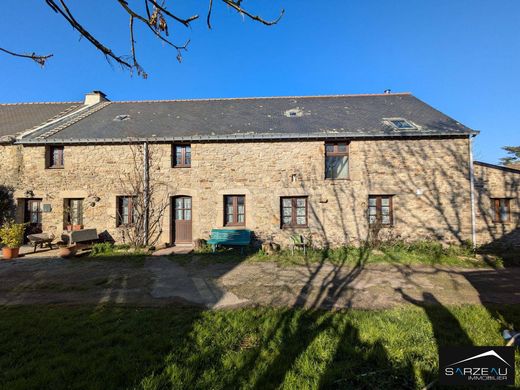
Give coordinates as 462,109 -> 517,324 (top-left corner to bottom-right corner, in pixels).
171,195 -> 193,245
23,198 -> 43,240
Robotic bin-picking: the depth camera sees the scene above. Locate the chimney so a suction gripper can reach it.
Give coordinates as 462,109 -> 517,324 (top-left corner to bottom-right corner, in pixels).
84,90 -> 108,106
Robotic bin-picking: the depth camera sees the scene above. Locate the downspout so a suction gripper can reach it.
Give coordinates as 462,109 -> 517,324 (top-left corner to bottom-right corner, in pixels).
143,142 -> 150,246
468,135 -> 477,248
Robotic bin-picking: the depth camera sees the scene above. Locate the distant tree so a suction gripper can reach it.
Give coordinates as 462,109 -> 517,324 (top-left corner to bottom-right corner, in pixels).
0,1 -> 283,78
500,146 -> 520,166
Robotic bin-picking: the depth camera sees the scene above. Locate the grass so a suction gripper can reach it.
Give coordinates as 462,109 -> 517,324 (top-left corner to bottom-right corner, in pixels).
0,304 -> 518,389
171,241 -> 504,269
84,243 -> 148,265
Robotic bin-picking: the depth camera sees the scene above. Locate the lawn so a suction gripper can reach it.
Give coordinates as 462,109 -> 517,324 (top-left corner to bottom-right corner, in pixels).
0,305 -> 518,389
173,241 -> 505,269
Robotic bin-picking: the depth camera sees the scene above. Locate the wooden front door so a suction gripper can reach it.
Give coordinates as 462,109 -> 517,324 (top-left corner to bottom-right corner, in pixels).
24,199 -> 43,237
173,196 -> 192,244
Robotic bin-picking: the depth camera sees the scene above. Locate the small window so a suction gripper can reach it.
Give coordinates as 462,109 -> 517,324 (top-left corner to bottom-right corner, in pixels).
173,144 -> 191,167
368,195 -> 393,226
325,142 -> 349,179
281,197 -> 308,228
117,196 -> 137,226
64,198 -> 83,227
492,198 -> 511,223
46,145 -> 64,168
224,195 -> 245,226
386,118 -> 415,130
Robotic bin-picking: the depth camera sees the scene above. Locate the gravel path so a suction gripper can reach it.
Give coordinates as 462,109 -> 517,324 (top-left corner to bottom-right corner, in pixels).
0,255 -> 519,309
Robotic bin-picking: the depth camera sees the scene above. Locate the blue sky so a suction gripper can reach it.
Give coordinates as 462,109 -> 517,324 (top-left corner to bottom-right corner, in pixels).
0,0 -> 519,163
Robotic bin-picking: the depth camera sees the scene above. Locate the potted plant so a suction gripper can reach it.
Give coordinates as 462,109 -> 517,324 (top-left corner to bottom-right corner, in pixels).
64,204 -> 83,231
0,220 -> 26,259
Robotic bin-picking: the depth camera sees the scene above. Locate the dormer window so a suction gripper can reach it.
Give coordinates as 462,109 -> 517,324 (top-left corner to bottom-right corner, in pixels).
385,118 -> 416,130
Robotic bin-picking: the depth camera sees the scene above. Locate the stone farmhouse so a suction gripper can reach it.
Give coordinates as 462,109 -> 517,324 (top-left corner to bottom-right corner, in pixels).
0,91 -> 518,248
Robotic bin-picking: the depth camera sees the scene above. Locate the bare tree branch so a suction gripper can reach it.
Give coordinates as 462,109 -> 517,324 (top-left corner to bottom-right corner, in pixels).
0,1 -> 283,77
147,0 -> 199,27
46,0 -> 133,70
0,47 -> 53,66
221,0 -> 284,26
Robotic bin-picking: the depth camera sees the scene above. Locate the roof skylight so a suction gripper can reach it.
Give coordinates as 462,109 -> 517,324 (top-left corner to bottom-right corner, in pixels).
385,118 -> 416,130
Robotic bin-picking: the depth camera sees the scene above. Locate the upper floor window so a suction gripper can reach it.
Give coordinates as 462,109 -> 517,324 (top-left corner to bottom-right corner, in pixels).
224,195 -> 245,226
116,196 -> 137,226
325,142 -> 349,179
368,195 -> 393,226
492,198 -> 511,223
281,197 -> 308,228
46,145 -> 64,169
173,144 -> 191,167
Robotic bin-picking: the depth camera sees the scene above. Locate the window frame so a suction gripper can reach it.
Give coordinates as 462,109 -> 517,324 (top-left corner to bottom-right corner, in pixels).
64,198 -> 84,226
223,195 -> 246,227
280,196 -> 308,228
172,144 -> 192,168
492,198 -> 511,224
116,196 -> 137,227
368,195 -> 394,227
325,142 -> 350,180
384,118 -> 416,130
46,145 -> 64,169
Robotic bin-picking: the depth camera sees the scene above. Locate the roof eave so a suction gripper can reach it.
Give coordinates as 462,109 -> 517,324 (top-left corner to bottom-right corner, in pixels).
16,130 -> 477,145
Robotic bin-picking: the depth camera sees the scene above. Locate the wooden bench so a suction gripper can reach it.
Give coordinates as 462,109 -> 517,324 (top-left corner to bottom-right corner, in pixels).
207,229 -> 251,253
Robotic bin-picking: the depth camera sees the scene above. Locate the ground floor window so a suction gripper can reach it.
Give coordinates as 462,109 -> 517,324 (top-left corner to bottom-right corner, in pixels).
224,195 -> 245,226
492,198 -> 511,223
281,197 -> 308,228
117,196 -> 137,226
368,195 -> 393,226
64,198 -> 83,227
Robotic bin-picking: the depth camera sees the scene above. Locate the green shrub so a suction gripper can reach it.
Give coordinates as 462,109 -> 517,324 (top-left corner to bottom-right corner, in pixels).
0,220 -> 26,248
90,242 -> 115,256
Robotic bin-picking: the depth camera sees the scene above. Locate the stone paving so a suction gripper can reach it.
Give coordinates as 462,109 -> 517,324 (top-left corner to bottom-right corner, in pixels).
1,250 -> 519,309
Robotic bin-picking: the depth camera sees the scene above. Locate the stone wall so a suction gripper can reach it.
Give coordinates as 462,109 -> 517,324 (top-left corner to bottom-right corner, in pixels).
474,163 -> 520,247
0,137 -> 477,247
0,144 -> 22,188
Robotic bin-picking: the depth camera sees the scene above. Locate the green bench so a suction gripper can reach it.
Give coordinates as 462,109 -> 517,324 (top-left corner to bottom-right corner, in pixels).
207,229 -> 252,253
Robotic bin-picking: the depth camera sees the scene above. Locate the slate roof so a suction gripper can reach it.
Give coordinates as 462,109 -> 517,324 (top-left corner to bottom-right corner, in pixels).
0,102 -> 82,142
17,93 -> 476,144
475,161 -> 520,174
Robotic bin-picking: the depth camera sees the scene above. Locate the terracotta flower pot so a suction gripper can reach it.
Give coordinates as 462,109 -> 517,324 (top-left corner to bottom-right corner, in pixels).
59,245 -> 77,258
72,225 -> 83,231
2,247 -> 20,260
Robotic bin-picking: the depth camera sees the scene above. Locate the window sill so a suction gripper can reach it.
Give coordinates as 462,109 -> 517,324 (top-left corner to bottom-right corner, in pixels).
325,177 -> 350,181
281,225 -> 308,229
116,224 -> 135,228
172,165 -> 191,169
222,226 -> 247,229
46,166 -> 64,170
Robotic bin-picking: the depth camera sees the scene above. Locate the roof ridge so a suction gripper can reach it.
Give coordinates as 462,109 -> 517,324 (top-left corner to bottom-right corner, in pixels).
112,92 -> 413,104
33,101 -> 112,140
15,104 -> 83,138
0,101 -> 82,106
